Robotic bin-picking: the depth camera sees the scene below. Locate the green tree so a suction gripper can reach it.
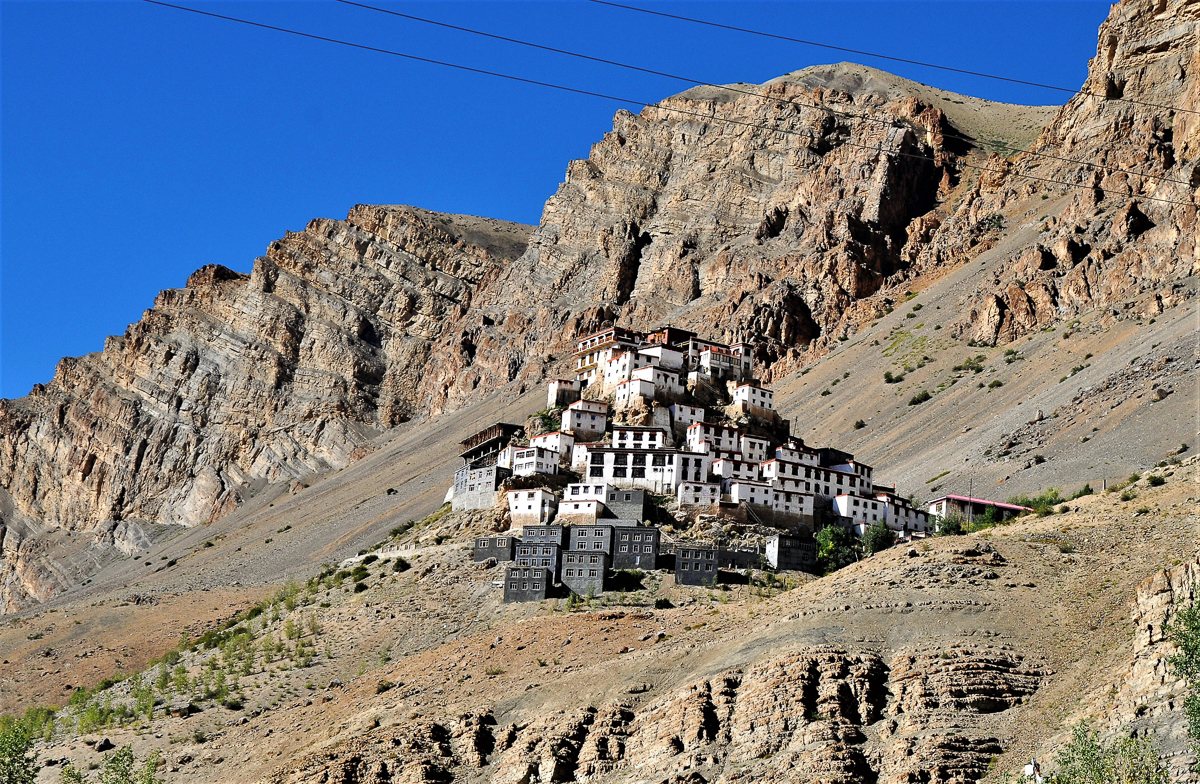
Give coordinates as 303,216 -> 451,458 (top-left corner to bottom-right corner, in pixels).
0,721 -> 37,784
1166,599 -> 1200,747
1042,723 -> 1166,784
937,514 -> 964,536
815,526 -> 858,574
63,746 -> 163,784
862,521 -> 896,556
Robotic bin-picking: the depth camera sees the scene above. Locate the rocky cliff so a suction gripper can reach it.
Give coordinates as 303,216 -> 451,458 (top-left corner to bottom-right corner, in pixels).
943,0 -> 1199,343
0,207 -> 532,609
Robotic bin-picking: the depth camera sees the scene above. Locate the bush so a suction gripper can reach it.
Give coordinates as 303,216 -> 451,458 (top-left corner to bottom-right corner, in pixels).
862,521 -> 896,556
375,680 -> 395,695
0,721 -> 36,784
361,554 -> 379,566
653,598 -> 673,610
1033,723 -> 1166,784
353,582 -> 368,593
988,379 -> 1003,389
816,526 -> 858,574
883,371 -> 904,384
1148,475 -> 1165,487
1009,488 -> 1064,516
938,514 -> 964,536
908,390 -> 932,406
1033,454 -> 1046,464
953,355 -> 986,373
853,420 -> 866,430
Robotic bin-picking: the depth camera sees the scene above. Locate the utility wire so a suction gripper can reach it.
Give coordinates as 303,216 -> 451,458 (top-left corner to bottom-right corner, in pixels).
586,0 -> 1200,119
141,0 -> 1192,207
336,0 -> 1193,189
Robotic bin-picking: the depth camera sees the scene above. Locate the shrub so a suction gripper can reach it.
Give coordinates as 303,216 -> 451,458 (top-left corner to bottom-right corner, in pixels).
375,680 -> 395,695
908,390 -> 931,406
938,514 -> 964,536
1148,475 -> 1165,487
0,722 -> 36,784
223,696 -> 243,711
393,558 -> 410,573
816,526 -> 858,574
988,379 -> 1004,389
1166,598 -> 1200,743
1009,488 -> 1064,516
853,420 -> 866,430
1071,484 -> 1093,499
1033,454 -> 1046,464
1120,490 -> 1137,502
820,389 -> 831,397
953,355 -> 986,373
353,582 -> 368,593
1033,722 -> 1166,784
484,667 -> 505,676
883,371 -> 903,384
361,554 -> 379,565
862,521 -> 896,556
653,598 -> 673,610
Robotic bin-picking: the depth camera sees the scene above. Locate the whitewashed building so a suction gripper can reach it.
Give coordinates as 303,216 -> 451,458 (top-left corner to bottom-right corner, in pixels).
877,492 -> 930,535
670,403 -> 705,429
614,377 -> 656,408
612,426 -> 669,450
712,458 -> 761,483
771,489 -> 814,517
637,344 -> 685,370
732,383 -> 774,411
513,447 -> 558,477
833,493 -> 886,535
563,399 -> 608,438
507,489 -> 558,525
729,480 -> 774,507
574,327 -> 643,387
602,350 -> 652,392
496,444 -> 520,470
530,431 -> 574,459
585,447 -> 712,494
632,365 -> 684,398
547,379 -> 581,409
677,481 -> 721,507
739,434 -> 772,463
686,422 -> 740,453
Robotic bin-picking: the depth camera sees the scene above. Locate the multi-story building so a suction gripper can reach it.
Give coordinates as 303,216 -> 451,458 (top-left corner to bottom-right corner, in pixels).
570,524 -> 615,555
631,366 -> 684,398
833,494 -> 887,535
515,541 -> 561,581
675,545 -> 718,585
614,378 -> 656,408
503,566 -> 552,603
765,534 -> 816,572
530,431 -> 575,459
520,525 -> 566,546
739,434 -> 772,464
677,481 -> 721,507
612,527 -> 660,570
637,344 -> 685,370
473,535 -> 516,562
586,447 -> 712,494
686,423 -> 740,454
574,327 -> 644,387
547,379 -> 582,409
507,489 -> 558,526
771,488 -> 814,517
602,350 -> 653,392
877,492 -> 930,535
731,383 -> 775,412
670,403 -> 706,429
712,458 -> 761,484
729,480 -> 774,507
513,447 -> 559,477
604,487 -> 648,521
561,552 -> 608,596
452,464 -> 509,511
562,399 -> 608,440
612,426 -> 670,450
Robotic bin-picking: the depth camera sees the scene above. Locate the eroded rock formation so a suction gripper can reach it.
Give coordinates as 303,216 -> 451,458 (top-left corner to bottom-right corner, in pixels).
264,644 -> 1045,784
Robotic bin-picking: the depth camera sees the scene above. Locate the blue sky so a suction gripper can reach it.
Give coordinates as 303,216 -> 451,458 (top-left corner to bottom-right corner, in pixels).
1,0 -> 1109,399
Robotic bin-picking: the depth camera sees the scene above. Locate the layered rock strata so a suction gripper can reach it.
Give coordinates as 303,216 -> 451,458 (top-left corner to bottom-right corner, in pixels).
266,644 -> 1045,784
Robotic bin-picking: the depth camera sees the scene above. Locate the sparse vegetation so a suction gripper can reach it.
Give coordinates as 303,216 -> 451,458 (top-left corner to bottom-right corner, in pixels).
1009,488 -> 1064,516
1148,475 -> 1165,487
883,371 -> 904,384
953,355 -> 986,373
862,521 -> 896,556
907,390 -> 931,406
853,420 -> 866,430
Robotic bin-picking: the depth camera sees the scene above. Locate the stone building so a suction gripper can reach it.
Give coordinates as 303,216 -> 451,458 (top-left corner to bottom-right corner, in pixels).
570,523 -> 615,555
520,525 -> 566,546
561,551 -> 608,597
612,526 -> 660,570
765,534 -> 816,572
515,541 -> 561,582
503,566 -> 552,603
452,464 -> 510,512
675,545 -> 718,586
473,535 -> 516,563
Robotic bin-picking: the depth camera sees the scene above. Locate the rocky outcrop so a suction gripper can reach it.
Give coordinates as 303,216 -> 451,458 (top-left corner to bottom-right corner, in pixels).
265,644 -> 1045,784
947,0 -> 1199,344
0,207 -> 532,610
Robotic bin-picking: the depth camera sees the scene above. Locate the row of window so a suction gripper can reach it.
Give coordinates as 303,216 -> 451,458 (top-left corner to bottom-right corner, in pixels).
563,569 -> 601,578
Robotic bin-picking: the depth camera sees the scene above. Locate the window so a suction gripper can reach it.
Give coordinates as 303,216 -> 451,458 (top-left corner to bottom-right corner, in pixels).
632,454 -> 645,466
522,582 -> 529,589
532,583 -> 541,590
593,542 -> 602,549
498,538 -> 507,546
590,554 -> 599,563
643,545 -> 653,553
632,467 -> 646,478
509,583 -> 517,590
590,467 -> 604,478
590,453 -> 603,465
619,545 -> 629,552
588,569 -> 598,577
613,467 -> 627,478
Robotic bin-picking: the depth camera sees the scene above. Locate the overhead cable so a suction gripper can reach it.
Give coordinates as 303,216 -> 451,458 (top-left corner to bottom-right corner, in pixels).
335,0 -> 1192,188
585,0 -> 1200,118
140,0 -> 1193,207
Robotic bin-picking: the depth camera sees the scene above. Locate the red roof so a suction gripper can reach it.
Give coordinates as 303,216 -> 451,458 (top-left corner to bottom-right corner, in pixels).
933,494 -> 1033,512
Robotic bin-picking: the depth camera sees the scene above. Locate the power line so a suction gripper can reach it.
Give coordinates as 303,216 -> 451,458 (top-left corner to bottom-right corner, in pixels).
335,0 -> 1193,189
141,0 -> 1192,207
587,0 -> 1200,119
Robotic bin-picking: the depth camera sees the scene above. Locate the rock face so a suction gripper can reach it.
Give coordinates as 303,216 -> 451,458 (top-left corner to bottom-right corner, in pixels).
265,644 -> 1045,784
946,0 -> 1199,344
0,207 -> 533,610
